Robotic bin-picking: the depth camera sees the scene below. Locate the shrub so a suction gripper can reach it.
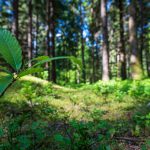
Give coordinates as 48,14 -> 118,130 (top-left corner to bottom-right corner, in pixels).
93,79 -> 150,101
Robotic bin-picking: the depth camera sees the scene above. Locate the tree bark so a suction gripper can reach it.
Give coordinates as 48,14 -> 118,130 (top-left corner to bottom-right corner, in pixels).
101,0 -> 110,81
28,0 -> 33,67
146,47 -> 150,77
79,0 -> 86,83
35,12 -> 39,57
129,0 -> 143,79
118,0 -> 127,80
139,0 -> 144,69
91,0 -> 95,82
12,0 -> 19,39
96,41 -> 100,81
47,0 -> 56,83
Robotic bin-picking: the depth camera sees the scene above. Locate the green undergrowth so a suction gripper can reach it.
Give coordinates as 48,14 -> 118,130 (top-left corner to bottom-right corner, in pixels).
0,76 -> 150,150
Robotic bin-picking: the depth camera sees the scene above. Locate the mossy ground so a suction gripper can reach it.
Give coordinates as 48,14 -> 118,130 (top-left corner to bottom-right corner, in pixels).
0,76 -> 150,149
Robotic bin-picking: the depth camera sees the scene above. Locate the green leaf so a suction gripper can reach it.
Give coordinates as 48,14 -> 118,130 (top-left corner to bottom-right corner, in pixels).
106,145 -> 111,150
0,29 -> 22,71
32,55 -> 49,61
18,67 -> 44,77
69,56 -> 82,69
25,56 -> 50,66
54,134 -> 64,142
141,145 -> 147,150
32,56 -> 82,69
17,135 -> 31,149
0,66 -> 11,74
32,56 -> 69,67
0,72 -> 13,95
0,128 -> 4,137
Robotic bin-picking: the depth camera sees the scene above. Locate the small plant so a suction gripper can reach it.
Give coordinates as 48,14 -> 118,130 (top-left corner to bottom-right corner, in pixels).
53,120 -> 112,150
0,29 -> 81,96
132,112 -> 150,137
93,79 -> 150,101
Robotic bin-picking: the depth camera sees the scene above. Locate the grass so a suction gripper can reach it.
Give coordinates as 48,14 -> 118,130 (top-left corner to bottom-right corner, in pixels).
0,76 -> 150,149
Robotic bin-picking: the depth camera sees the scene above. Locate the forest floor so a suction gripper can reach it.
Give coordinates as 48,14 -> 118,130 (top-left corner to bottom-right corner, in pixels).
0,76 -> 150,150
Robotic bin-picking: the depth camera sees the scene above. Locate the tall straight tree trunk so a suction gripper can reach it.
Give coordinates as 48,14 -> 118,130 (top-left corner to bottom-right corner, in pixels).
118,0 -> 127,79
81,32 -> 86,83
146,47 -> 150,77
129,0 -> 143,79
12,0 -> 19,39
101,0 -> 110,81
51,19 -> 56,83
46,0 -> 50,73
47,0 -> 51,81
47,0 -> 56,82
95,41 -> 100,81
139,0 -> 144,69
28,0 -> 33,67
91,40 -> 95,82
79,0 -> 86,83
91,0 -> 95,82
35,12 -> 39,57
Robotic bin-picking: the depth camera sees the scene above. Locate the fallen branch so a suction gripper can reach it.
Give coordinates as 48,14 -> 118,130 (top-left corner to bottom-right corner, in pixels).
115,137 -> 145,142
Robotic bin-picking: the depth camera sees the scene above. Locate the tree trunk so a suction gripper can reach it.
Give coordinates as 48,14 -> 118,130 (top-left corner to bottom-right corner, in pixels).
118,0 -> 127,80
139,0 -> 144,69
146,47 -> 150,77
129,0 -> 143,79
96,41 -> 100,81
12,0 -> 19,39
91,0 -> 95,82
101,0 -> 110,81
51,19 -> 56,83
35,12 -> 39,57
28,0 -> 33,67
47,0 -> 56,83
79,0 -> 86,83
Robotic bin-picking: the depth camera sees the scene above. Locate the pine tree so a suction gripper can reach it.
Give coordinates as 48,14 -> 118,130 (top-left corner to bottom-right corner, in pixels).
118,0 -> 126,79
129,0 -> 143,79
12,0 -> 19,39
101,0 -> 110,81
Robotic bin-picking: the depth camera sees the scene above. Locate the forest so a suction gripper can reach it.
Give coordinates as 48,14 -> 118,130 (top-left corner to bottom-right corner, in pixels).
0,0 -> 150,149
